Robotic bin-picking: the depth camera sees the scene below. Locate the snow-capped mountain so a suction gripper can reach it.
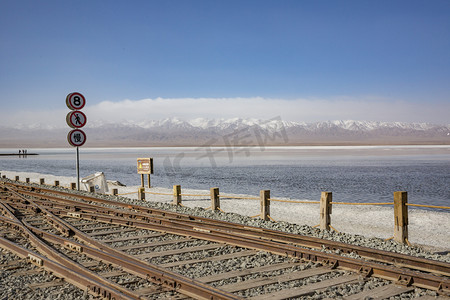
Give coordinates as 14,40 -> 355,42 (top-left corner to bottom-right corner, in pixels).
82,118 -> 447,132
1,118 -> 449,147
85,117 -> 299,131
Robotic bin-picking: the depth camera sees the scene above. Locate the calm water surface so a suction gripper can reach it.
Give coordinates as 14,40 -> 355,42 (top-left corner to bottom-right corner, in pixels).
1,146 -> 449,210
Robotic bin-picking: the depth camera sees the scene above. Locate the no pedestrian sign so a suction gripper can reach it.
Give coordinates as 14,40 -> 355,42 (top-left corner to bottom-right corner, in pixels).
67,129 -> 87,147
66,110 -> 87,128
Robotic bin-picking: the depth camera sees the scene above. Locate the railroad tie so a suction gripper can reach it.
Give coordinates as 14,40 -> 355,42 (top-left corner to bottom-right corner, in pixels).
27,280 -> 65,290
198,261 -> 303,284
103,232 -> 166,244
136,243 -> 224,259
219,266 -> 335,293
160,249 -> 258,268
250,274 -> 362,300
115,237 -> 193,251
87,227 -> 137,237
343,284 -> 415,300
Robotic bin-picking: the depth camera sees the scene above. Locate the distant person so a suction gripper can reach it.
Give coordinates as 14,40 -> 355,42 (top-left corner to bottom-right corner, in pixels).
19,150 -> 21,154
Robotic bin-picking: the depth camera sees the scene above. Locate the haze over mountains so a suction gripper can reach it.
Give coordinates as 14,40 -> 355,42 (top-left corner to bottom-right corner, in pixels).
1,118 -> 449,147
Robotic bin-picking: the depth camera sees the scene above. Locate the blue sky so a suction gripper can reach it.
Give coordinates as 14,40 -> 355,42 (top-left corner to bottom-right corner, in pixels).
1,0 -> 449,125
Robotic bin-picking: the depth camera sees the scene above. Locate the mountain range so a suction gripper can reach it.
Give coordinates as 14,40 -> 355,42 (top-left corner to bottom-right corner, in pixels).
1,118 -> 449,147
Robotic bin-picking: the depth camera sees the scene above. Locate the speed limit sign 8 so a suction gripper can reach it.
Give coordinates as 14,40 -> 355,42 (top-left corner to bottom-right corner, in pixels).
66,92 -> 86,110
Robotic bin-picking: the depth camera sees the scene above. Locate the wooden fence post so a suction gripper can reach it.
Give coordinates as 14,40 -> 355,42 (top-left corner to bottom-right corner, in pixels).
173,185 -> 182,206
26,178 -> 30,183
112,188 -> 118,196
320,192 -> 332,231
71,182 -> 76,190
210,187 -> 220,211
260,190 -> 270,221
15,176 -> 19,181
138,187 -> 145,200
40,178 -> 45,185
394,191 -> 408,244
90,186 -> 95,193
54,180 -> 60,187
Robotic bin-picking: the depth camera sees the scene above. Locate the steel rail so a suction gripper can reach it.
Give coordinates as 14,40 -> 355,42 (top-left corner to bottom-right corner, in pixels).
3,181 -> 450,295
0,235 -> 136,300
5,188 -> 74,237
156,212 -> 450,277
0,214 -> 239,300
0,187 -> 243,300
0,202 -> 139,300
21,197 -> 450,294
9,182 -> 450,278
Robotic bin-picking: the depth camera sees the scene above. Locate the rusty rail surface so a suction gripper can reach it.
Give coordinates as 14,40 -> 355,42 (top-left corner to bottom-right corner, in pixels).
1,180 -> 450,296
0,201 -> 139,299
7,180 -> 449,277
0,235 -> 136,300
0,184 -> 243,300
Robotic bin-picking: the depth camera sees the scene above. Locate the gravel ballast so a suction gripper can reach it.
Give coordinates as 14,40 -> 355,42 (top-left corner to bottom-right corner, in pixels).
1,171 -> 449,262
1,172 -> 449,299
0,248 -> 91,300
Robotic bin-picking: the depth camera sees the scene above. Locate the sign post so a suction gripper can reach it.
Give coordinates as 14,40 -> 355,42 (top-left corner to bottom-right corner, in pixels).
66,92 -> 87,190
137,158 -> 153,188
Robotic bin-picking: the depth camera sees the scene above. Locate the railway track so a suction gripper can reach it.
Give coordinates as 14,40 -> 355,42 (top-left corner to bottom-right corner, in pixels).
0,179 -> 449,299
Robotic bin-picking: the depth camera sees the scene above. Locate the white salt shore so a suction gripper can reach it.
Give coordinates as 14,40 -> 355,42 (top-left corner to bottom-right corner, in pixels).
1,170 -> 449,252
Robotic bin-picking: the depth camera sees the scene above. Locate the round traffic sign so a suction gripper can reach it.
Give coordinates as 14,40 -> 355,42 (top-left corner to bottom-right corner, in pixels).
66,111 -> 87,128
67,129 -> 87,147
66,92 -> 86,110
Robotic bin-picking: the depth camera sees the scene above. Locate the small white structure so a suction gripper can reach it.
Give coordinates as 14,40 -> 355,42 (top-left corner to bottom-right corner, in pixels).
81,172 -> 109,194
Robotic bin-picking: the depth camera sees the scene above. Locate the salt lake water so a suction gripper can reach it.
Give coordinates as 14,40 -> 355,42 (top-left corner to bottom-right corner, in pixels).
1,146 -> 449,210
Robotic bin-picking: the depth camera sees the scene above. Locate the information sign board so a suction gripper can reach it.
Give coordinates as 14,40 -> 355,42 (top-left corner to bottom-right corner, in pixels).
137,158 -> 153,174
66,110 -> 87,128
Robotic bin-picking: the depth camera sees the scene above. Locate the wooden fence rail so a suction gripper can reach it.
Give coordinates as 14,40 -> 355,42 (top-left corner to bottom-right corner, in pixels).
158,185 -> 447,246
